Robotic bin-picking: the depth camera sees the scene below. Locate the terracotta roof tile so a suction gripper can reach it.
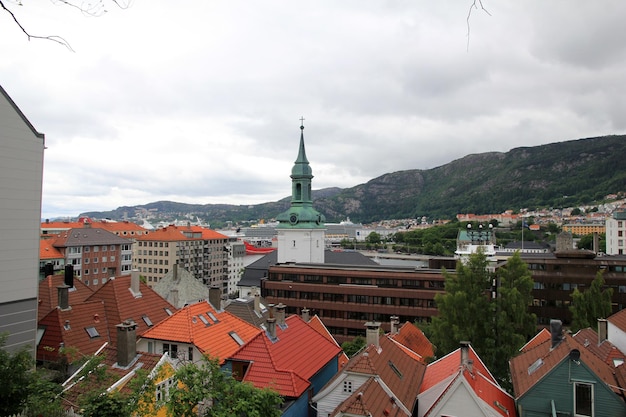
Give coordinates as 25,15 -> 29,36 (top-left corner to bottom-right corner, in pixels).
86,275 -> 177,346
307,315 -> 350,368
573,327 -> 626,367
510,332 -> 621,399
519,327 -> 551,352
140,300 -> 261,363
390,322 -> 435,360
136,225 -> 204,242
420,345 -> 495,393
333,377 -> 411,417
228,315 -> 341,398
38,274 -> 94,321
37,301 -> 110,362
40,237 -> 64,259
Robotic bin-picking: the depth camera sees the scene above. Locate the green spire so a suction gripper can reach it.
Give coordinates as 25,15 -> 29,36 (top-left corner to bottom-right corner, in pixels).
276,120 -> 326,229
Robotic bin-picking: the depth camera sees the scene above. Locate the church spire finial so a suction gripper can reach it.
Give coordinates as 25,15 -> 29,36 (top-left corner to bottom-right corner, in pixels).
300,116 -> 305,129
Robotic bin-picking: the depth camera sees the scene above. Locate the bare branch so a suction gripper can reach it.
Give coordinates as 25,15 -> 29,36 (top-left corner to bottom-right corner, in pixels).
1,0 -> 74,50
466,0 -> 491,51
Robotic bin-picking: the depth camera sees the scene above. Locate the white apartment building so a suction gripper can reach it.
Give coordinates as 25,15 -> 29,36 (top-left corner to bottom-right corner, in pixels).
606,211 -> 626,255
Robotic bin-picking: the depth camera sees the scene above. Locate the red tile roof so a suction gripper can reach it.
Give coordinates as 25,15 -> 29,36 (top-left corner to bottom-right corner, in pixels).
140,300 -> 261,363
332,377 -> 411,417
390,322 -> 435,360
510,333 -> 622,399
420,345 -> 514,417
342,335 -> 426,411
61,345 -> 166,411
37,301 -> 110,362
227,315 -> 341,398
38,274 -> 94,321
519,327 -> 551,352
307,315 -> 349,368
187,225 -> 229,240
86,274 -> 177,346
135,225 -> 204,242
573,327 -> 626,367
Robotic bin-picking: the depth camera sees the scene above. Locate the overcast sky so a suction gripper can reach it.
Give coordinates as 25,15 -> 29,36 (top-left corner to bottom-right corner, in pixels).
2,1 -> 625,219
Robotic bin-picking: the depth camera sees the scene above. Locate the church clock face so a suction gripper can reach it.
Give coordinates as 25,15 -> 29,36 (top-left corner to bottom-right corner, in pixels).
289,213 -> 298,225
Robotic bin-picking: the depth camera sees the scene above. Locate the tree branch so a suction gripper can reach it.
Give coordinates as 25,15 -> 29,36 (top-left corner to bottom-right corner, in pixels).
1,0 -> 74,51
466,0 -> 491,51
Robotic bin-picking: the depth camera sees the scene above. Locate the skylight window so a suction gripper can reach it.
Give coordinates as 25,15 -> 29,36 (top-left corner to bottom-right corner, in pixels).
142,315 -> 153,327
388,360 -> 403,379
528,358 -> 544,375
229,331 -> 245,346
85,327 -> 99,338
198,315 -> 210,326
164,308 -> 173,316
207,312 -> 219,323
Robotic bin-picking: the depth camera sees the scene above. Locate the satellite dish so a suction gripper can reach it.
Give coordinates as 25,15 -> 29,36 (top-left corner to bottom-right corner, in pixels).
569,349 -> 581,362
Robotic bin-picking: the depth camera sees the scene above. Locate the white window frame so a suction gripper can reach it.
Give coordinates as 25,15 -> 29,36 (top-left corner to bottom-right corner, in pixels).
574,381 -> 594,417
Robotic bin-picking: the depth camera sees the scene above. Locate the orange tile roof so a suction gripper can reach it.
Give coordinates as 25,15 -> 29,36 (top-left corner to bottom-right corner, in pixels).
40,237 -> 65,259
227,315 -> 341,398
37,301 -> 110,362
307,315 -> 349,368
573,327 -> 626,367
86,275 -> 177,346
136,225 -> 204,242
188,225 -> 229,240
38,274 -> 94,321
510,333 -> 621,399
42,218 -> 147,234
390,322 -> 435,360
140,300 -> 261,363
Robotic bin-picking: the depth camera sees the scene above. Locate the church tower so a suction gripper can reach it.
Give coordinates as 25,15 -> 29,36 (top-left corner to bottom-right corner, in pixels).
276,121 -> 326,264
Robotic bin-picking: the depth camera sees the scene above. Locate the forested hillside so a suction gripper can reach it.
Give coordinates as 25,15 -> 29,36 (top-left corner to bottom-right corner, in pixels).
82,135 -> 626,224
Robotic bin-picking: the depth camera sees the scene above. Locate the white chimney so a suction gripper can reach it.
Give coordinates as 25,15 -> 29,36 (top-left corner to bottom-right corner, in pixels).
365,322 -> 381,348
266,304 -> 277,340
276,303 -> 286,327
390,315 -> 400,334
254,291 -> 261,314
301,307 -> 310,322
460,341 -> 471,370
130,269 -> 142,297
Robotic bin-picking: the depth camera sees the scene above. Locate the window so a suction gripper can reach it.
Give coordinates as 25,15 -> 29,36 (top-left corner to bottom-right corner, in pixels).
85,327 -> 99,338
155,378 -> 174,402
163,343 -> 178,358
343,380 -> 353,393
574,382 -> 593,417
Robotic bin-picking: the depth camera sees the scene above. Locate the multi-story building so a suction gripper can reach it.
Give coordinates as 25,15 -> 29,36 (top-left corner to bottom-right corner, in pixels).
225,238 -> 245,296
51,223 -> 133,288
262,263 -> 445,343
561,222 -> 605,236
524,250 -> 626,326
606,211 -> 626,255
133,224 -> 228,288
0,85 -> 45,353
41,217 -> 149,240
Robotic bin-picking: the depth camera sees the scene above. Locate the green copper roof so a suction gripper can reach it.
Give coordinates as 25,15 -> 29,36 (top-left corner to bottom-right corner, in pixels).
276,122 -> 325,229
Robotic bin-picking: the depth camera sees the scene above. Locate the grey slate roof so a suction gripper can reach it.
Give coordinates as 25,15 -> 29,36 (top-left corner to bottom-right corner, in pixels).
223,296 -> 269,328
152,265 -> 210,308
53,227 -> 132,247
237,250 -> 379,289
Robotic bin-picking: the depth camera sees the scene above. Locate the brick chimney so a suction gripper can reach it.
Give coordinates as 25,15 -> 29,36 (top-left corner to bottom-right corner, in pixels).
130,269 -> 142,297
57,284 -> 70,310
116,320 -> 137,368
266,304 -> 277,340
550,319 -> 563,350
365,322 -> 381,348
390,315 -> 400,334
209,285 -> 222,310
598,318 -> 608,344
301,307 -> 310,322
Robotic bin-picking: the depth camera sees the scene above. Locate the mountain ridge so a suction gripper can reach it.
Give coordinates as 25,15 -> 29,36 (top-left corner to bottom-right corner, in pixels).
81,134 -> 626,224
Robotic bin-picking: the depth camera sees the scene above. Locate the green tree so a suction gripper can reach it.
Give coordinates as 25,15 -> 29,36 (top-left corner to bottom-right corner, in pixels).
430,251 -> 536,388
81,391 -> 134,417
576,233 -> 606,252
492,252 -> 537,390
569,271 -> 613,332
366,231 -> 381,245
0,334 -> 36,416
165,355 -> 282,417
341,336 -> 366,357
430,250 -> 494,357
